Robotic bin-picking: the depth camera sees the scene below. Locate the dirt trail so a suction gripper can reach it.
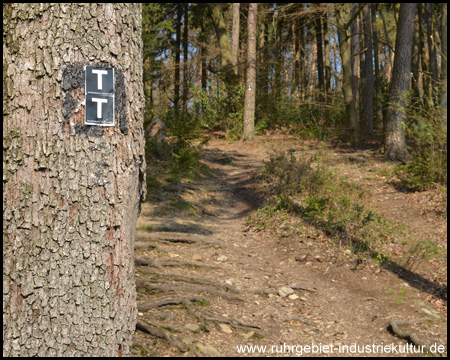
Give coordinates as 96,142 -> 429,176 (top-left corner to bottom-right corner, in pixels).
132,137 -> 447,357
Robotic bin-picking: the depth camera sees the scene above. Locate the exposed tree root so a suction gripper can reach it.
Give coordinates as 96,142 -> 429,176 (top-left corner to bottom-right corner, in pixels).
136,231 -> 227,248
135,257 -> 163,270
140,269 -> 243,294
134,242 -> 157,250
135,256 -> 225,270
207,316 -> 261,330
136,281 -> 244,301
138,296 -> 208,312
388,319 -> 435,355
290,283 -> 316,293
136,320 -> 188,352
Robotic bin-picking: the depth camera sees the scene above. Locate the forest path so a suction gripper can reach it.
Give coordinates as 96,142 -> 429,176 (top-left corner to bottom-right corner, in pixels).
132,136 -> 446,357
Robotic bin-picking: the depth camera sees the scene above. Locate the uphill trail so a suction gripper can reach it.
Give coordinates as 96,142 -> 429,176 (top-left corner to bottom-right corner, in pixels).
132,136 -> 447,357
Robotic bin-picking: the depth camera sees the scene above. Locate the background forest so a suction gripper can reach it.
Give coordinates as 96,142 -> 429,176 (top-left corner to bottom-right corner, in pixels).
142,3 -> 447,191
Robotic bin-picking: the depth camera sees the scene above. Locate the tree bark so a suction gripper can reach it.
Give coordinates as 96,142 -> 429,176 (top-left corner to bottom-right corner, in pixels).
424,3 -> 439,108
350,3 -> 360,120
372,4 -> 384,130
385,3 -> 416,162
362,4 -> 374,135
315,4 -> 325,100
207,4 -> 237,88
323,7 -> 332,99
174,4 -> 182,113
3,3 -> 145,356
411,3 -> 423,108
299,17 -> 306,100
274,9 -> 283,100
182,3 -> 189,113
232,3 -> 240,76
441,3 -> 447,128
257,5 -> 269,103
243,3 -> 257,141
336,4 -> 361,145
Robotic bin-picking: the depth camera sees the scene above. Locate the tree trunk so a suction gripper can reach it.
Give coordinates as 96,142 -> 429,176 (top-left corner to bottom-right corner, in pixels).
350,3 -> 360,120
424,3 -> 439,108
257,5 -> 269,103
441,3 -> 447,128
385,3 -> 416,162
336,4 -> 360,145
242,3 -> 257,141
411,3 -> 423,108
174,4 -> 182,113
371,4 -> 384,130
299,18 -> 306,100
207,4 -> 237,88
182,3 -> 189,113
200,23 -> 207,92
232,3 -> 240,76
200,22 -> 207,114
315,5 -> 325,100
3,3 -> 145,357
362,4 -> 374,136
274,11 -> 283,100
323,8 -> 332,100
379,5 -> 393,81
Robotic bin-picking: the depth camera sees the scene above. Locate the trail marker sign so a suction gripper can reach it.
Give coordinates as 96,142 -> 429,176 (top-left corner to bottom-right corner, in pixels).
85,66 -> 115,126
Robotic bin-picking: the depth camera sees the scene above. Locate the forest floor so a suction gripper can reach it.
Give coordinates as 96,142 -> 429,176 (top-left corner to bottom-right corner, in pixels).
131,133 -> 447,357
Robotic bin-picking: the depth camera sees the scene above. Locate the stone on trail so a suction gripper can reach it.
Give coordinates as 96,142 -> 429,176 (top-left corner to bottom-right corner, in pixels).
278,286 -> 294,297
219,323 -> 233,334
242,331 -> 255,339
184,323 -> 200,332
196,342 -> 221,356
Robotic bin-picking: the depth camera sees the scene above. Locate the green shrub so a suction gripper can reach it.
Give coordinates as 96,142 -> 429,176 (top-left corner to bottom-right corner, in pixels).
395,105 -> 447,191
191,81 -> 244,138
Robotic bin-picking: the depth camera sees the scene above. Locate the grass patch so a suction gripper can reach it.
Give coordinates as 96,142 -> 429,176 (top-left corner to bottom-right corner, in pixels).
196,298 -> 209,307
138,225 -> 153,232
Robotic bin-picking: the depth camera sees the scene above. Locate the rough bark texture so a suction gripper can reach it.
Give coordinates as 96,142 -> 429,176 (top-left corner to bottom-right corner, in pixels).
207,4 -> 237,88
3,3 -> 145,356
336,5 -> 360,145
174,4 -> 182,113
371,4 -> 383,130
231,3 -> 240,76
314,4 -> 325,99
323,7 -> 331,99
385,3 -> 416,162
242,3 -> 257,141
350,3 -> 360,120
441,3 -> 447,128
361,4 -> 374,136
242,3 -> 258,140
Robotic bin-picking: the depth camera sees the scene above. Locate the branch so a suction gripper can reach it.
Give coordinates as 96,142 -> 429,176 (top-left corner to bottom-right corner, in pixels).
343,3 -> 366,32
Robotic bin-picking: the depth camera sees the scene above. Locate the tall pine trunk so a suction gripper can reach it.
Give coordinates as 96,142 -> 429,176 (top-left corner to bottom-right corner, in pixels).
243,3 -> 257,141
315,5 -> 325,100
372,4 -> 384,130
441,3 -> 447,128
232,3 -> 240,76
336,4 -> 360,145
323,8 -> 332,100
350,3 -> 360,120
361,4 -> 374,136
182,3 -> 189,113
3,4 -> 145,356
174,4 -> 182,113
385,3 -> 416,162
